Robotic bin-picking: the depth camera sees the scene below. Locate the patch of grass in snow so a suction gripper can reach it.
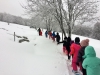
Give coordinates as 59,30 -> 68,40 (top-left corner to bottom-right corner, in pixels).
18,36 -> 29,43
19,38 -> 29,43
0,28 -> 8,31
7,33 -> 30,43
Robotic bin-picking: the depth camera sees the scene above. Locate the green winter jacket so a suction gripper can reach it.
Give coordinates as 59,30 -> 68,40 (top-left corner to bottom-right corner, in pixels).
82,46 -> 100,75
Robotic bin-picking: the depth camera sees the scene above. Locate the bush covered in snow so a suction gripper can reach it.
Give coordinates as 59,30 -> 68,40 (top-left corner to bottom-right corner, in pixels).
92,22 -> 100,40
72,25 -> 92,37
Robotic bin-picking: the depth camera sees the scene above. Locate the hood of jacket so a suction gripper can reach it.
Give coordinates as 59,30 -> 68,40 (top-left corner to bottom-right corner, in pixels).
83,46 -> 96,58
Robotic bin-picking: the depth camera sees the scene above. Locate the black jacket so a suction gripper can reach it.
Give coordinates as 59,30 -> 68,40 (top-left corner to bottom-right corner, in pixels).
59,40 -> 70,52
55,34 -> 60,42
77,46 -> 86,63
59,40 -> 67,46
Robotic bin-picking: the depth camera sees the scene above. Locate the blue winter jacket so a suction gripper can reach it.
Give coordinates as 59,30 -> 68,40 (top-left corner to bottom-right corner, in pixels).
52,32 -> 55,37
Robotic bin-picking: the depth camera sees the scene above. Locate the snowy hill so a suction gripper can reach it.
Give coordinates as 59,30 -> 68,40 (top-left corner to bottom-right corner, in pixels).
0,21 -> 100,75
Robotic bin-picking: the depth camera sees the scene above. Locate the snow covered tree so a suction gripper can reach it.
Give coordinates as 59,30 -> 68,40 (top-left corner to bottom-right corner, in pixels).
24,0 -> 99,38
56,0 -> 99,37
92,22 -> 100,40
72,25 -> 92,37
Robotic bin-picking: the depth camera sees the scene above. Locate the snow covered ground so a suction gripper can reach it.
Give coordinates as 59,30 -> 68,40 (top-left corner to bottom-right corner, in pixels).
0,21 -> 100,75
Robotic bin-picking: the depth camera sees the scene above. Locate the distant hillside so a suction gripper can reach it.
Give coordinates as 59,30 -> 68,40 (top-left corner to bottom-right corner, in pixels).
0,13 -> 31,26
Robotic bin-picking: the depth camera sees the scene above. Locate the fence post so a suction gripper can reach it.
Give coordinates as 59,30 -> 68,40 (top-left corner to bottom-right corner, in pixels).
14,32 -> 15,41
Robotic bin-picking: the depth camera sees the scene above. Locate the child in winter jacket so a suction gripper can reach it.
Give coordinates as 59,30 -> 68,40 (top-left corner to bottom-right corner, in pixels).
70,40 -> 74,58
40,30 -> 42,36
52,31 -> 56,42
45,31 -> 48,38
48,31 -> 52,39
59,37 -> 68,55
70,37 -> 81,73
38,28 -> 41,36
66,37 -> 71,60
77,39 -> 89,75
59,36 -> 71,60
55,32 -> 60,44
82,46 -> 100,75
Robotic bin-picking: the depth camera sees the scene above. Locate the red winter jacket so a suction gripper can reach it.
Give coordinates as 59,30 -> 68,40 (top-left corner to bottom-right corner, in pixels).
40,30 -> 42,36
70,43 -> 81,62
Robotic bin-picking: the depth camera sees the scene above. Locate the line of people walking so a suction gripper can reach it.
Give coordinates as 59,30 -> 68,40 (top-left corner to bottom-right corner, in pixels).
61,36 -> 100,75
45,30 -> 61,44
44,30 -> 100,75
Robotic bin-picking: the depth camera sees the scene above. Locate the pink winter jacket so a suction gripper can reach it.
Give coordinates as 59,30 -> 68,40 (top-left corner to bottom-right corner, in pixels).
70,43 -> 81,62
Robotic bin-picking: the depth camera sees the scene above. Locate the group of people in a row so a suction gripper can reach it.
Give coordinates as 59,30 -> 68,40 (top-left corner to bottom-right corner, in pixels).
45,30 -> 61,44
44,30 -> 100,75
38,28 -> 61,44
64,37 -> 100,75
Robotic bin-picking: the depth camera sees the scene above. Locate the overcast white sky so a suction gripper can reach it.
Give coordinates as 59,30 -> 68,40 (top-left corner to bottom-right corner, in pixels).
0,0 -> 100,19
0,0 -> 27,18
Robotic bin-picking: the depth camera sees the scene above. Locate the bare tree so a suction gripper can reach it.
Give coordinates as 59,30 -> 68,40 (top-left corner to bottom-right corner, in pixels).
45,16 -> 52,31
24,0 -> 99,38
62,0 -> 99,37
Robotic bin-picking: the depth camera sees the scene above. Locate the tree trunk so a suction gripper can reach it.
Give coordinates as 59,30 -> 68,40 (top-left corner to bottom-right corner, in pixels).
59,0 -> 66,38
62,32 -> 63,41
68,26 -> 71,38
67,22 -> 71,38
46,19 -> 48,31
61,27 -> 66,37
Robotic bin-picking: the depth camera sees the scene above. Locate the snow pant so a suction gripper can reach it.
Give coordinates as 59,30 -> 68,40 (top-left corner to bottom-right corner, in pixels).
52,37 -> 55,41
79,62 -> 82,71
82,68 -> 86,75
45,34 -> 48,38
72,62 -> 78,71
79,62 -> 86,75
72,62 -> 83,72
63,46 -> 68,54
49,35 -> 52,39
40,31 -> 42,36
57,40 -> 60,44
67,50 -> 70,60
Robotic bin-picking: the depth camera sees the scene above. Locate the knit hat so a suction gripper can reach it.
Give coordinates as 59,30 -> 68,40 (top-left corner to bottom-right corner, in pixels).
75,37 -> 80,43
57,32 -> 59,35
80,39 -> 89,47
64,37 -> 67,40
83,46 -> 96,58
67,37 -> 71,42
